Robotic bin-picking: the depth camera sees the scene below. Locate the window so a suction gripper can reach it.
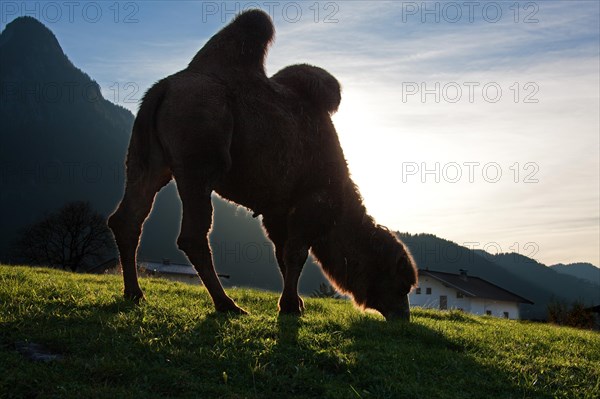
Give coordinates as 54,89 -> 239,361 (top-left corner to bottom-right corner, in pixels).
440,296 -> 448,310
485,310 -> 492,316
415,287 -> 421,294
426,287 -> 432,295
456,292 -> 464,299
503,312 -> 509,319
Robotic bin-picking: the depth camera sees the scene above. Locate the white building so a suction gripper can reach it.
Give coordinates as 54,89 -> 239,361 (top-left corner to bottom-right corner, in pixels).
410,269 -> 533,320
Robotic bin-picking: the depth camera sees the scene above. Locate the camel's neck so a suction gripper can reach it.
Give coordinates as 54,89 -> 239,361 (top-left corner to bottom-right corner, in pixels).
310,181 -> 376,298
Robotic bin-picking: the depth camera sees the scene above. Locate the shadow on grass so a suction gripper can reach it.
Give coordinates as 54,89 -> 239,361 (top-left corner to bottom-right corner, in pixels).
417,309 -> 483,324
84,296 -> 140,313
340,317 -> 546,399
1,298 -> 553,399
276,314 -> 301,345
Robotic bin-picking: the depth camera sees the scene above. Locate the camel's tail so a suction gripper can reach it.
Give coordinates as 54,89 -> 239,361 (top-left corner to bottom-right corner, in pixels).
188,9 -> 274,72
125,79 -> 169,177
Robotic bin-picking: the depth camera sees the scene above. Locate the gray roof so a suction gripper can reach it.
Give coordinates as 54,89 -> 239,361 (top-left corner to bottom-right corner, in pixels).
139,260 -> 230,279
419,270 -> 534,304
140,260 -> 198,276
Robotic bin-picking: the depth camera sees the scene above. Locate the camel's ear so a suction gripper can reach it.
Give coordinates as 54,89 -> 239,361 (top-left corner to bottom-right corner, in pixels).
272,64 -> 341,114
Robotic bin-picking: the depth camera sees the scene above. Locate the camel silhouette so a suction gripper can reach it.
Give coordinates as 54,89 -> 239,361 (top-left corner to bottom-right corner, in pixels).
109,10 -> 417,320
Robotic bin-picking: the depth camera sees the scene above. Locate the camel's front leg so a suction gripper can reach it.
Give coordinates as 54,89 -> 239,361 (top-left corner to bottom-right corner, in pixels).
262,216 -> 305,312
278,238 -> 309,315
277,192 -> 336,315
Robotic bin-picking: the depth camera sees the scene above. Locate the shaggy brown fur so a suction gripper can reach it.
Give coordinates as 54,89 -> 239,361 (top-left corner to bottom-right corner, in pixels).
108,10 -> 418,320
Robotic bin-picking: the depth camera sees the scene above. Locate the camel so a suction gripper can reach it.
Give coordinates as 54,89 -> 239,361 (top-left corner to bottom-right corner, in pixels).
108,10 -> 418,321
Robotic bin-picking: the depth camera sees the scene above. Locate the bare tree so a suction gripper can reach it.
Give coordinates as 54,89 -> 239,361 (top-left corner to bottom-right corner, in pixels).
11,201 -> 115,271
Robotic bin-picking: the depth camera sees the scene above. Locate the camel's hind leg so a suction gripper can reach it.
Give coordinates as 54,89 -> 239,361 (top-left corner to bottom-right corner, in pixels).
108,165 -> 171,302
173,169 -> 246,314
157,79 -> 242,313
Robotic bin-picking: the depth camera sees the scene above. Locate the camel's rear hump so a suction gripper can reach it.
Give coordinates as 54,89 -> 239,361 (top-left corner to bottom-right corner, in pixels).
188,10 -> 274,72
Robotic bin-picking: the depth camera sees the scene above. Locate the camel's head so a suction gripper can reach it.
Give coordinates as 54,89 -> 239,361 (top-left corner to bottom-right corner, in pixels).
362,229 -> 418,321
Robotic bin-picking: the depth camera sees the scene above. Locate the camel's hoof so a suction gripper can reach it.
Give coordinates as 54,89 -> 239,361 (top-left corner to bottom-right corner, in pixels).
278,297 -> 304,316
278,308 -> 302,317
124,290 -> 145,305
215,301 -> 248,315
228,306 -> 249,315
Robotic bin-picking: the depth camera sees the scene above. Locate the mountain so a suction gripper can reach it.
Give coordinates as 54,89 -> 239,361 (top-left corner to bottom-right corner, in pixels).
550,262 -> 600,286
487,253 -> 600,300
484,252 -> 599,311
0,16 -> 132,255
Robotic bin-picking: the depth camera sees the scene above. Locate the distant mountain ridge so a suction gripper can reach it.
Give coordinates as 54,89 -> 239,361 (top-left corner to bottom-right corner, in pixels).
485,252 -> 598,314
550,262 -> 600,285
1,17 -> 597,319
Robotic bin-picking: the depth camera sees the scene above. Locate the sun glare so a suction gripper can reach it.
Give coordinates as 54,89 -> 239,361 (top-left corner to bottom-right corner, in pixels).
332,88 -> 449,230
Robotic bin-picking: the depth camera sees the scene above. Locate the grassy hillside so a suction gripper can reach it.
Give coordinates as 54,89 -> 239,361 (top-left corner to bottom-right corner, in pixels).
1,266 -> 598,399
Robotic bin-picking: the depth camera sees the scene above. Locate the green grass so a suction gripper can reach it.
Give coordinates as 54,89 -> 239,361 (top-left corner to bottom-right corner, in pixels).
0,266 -> 598,399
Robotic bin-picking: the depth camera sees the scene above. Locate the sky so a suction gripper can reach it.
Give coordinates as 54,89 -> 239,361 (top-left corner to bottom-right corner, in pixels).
2,1 -> 599,266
